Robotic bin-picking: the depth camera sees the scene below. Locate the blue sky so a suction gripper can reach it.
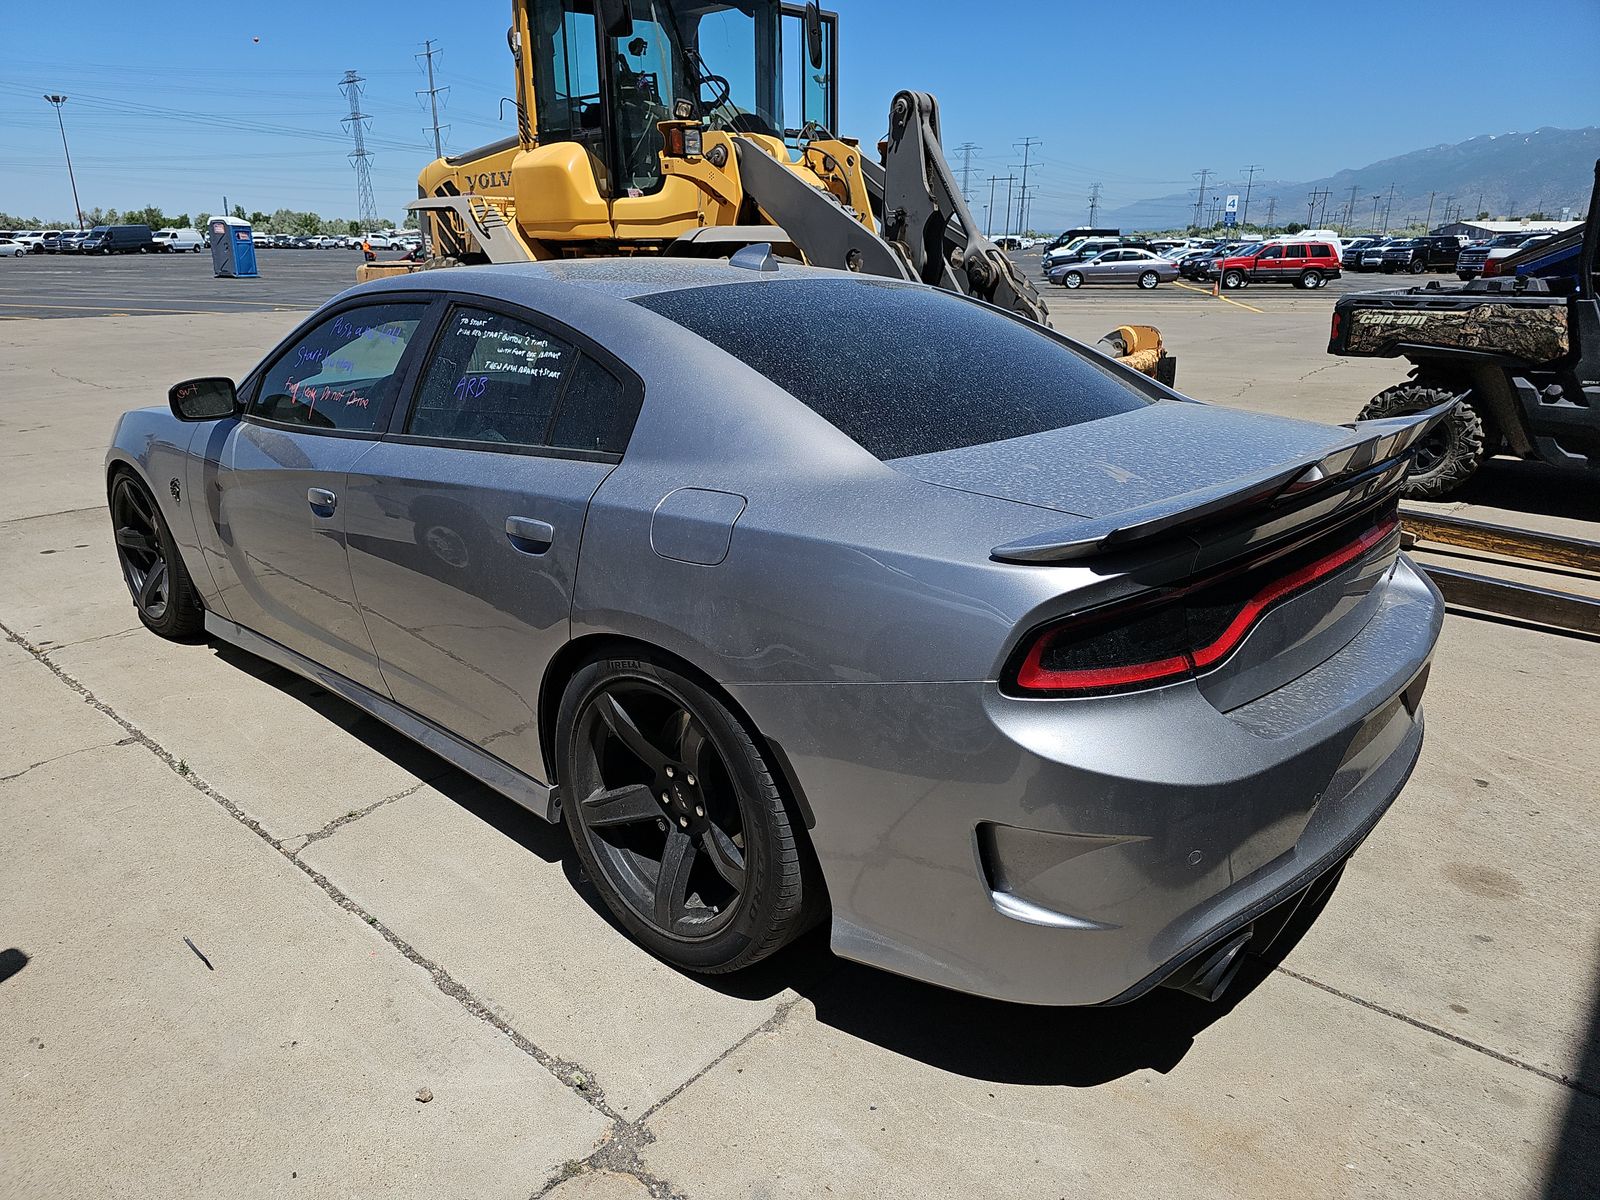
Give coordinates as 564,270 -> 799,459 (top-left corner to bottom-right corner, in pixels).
5,0 -> 1597,228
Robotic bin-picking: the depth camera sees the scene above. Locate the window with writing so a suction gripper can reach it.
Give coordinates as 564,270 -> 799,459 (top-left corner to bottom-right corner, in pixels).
253,303 -> 424,433
408,307 -> 578,447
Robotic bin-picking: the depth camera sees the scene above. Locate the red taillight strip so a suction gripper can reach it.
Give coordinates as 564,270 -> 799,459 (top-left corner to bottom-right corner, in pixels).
1189,514 -> 1397,667
1015,515 -> 1399,693
1015,647 -> 1191,691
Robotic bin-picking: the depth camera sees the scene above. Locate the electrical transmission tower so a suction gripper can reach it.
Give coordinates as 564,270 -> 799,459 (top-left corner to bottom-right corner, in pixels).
1342,184 -> 1360,233
1191,168 -> 1211,230
1087,182 -> 1102,226
1240,164 -> 1262,229
1014,137 -> 1041,233
985,175 -> 1001,236
954,142 -> 979,202
1307,188 -> 1330,228
1264,196 -> 1276,230
340,70 -> 379,230
416,40 -> 449,159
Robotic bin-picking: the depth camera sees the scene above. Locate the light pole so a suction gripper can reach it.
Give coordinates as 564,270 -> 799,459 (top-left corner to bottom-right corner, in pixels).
43,95 -> 84,230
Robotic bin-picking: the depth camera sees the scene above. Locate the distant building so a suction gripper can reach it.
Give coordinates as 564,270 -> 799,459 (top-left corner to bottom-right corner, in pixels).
1433,218 -> 1583,239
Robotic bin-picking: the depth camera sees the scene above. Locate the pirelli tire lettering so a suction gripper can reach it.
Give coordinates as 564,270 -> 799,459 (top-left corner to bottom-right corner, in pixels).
1344,302 -> 1570,364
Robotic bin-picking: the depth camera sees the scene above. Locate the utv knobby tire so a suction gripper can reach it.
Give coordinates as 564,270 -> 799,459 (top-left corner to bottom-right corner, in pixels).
1358,383 -> 1487,500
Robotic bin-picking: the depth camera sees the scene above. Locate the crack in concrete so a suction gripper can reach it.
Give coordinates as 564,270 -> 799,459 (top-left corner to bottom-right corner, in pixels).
0,504 -> 106,525
293,779 -> 430,853
1276,965 -> 1600,1100
533,998 -> 804,1200
0,739 -> 126,783
0,618 -> 636,1142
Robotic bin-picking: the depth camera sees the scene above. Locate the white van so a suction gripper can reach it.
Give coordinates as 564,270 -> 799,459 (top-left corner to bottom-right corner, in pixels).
153,228 -> 206,253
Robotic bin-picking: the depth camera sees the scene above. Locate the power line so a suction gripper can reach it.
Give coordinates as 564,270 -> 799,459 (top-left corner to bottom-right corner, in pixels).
1307,188 -> 1330,228
985,175 -> 1000,237
339,70 -> 379,231
416,39 -> 449,159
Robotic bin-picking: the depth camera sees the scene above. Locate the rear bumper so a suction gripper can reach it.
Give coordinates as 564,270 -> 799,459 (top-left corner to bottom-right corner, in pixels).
733,555 -> 1442,1005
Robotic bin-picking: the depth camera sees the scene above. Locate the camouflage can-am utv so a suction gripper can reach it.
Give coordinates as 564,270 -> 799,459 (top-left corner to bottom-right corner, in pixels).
1327,161 -> 1600,500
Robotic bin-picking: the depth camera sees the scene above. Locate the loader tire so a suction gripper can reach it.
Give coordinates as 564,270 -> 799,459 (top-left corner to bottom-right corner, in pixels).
1358,383 -> 1487,501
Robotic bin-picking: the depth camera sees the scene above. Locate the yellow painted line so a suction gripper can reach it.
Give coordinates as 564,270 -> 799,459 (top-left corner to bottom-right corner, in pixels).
1173,279 -> 1265,313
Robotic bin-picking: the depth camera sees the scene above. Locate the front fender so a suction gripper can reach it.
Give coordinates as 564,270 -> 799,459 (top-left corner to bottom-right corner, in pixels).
106,407 -> 228,616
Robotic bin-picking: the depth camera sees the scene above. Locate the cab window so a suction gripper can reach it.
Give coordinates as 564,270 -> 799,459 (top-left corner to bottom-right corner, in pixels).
252,303 -> 425,433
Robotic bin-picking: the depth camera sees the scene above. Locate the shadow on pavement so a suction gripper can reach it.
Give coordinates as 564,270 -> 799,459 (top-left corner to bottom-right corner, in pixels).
1450,457 -> 1600,523
0,948 -> 29,985
1540,941 -> 1600,1199
207,636 -> 1344,1087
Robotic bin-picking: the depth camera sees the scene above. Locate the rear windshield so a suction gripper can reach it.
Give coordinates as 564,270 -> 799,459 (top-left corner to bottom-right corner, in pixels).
634,278 -> 1151,460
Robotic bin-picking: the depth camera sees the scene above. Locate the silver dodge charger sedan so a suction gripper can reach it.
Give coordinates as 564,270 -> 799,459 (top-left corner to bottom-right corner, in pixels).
107,258 -> 1445,1006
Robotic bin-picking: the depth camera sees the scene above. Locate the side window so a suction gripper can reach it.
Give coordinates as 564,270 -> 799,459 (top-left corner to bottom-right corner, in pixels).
1259,245 -> 1283,259
408,307 -> 578,447
549,354 -> 640,455
253,303 -> 425,433
1287,243 -> 1310,257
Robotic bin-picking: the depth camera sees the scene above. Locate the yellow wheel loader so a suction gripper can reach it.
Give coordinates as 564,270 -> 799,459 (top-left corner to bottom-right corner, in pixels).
382,0 -> 1172,381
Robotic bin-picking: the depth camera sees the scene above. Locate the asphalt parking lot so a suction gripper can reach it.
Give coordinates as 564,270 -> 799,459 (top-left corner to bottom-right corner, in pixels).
0,248 -> 397,319
1,257 -> 1597,1198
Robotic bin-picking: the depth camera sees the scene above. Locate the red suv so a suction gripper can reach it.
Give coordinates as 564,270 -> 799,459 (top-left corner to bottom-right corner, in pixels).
1219,241 -> 1342,289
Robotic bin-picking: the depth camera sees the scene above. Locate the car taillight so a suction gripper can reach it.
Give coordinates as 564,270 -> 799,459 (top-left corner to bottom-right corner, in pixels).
1007,512 -> 1399,697
1482,256 -> 1504,278
1329,311 -> 1341,341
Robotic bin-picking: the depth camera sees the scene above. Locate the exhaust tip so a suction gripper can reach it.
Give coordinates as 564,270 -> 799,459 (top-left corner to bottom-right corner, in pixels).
1162,928 -> 1253,1003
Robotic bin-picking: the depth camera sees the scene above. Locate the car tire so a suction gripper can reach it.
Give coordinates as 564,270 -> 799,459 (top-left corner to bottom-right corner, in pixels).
1062,271 -> 1083,289
557,650 -> 816,974
1137,270 -> 1159,289
1298,269 -> 1324,288
1222,270 -> 1244,289
110,472 -> 206,640
1358,383 -> 1488,500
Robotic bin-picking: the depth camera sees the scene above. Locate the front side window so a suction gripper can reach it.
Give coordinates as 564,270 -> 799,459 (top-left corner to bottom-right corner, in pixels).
252,303 -> 424,433
1259,245 -> 1282,259
635,278 -> 1151,461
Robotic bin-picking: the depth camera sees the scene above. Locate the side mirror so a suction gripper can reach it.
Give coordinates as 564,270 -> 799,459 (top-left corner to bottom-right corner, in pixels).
804,2 -> 824,70
597,0 -> 633,38
169,377 -> 237,421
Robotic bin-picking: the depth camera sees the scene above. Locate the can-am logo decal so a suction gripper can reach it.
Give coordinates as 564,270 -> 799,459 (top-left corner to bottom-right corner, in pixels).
1357,312 -> 1431,327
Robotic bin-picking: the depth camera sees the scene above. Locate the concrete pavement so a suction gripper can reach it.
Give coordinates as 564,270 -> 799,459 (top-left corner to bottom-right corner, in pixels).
1,306 -> 1597,1198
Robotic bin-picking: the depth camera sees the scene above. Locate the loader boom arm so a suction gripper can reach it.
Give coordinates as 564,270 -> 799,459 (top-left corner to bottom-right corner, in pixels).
731,92 -> 1051,325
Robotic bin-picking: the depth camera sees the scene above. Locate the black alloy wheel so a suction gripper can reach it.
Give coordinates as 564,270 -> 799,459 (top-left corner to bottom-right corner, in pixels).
558,653 -> 814,973
110,474 -> 204,639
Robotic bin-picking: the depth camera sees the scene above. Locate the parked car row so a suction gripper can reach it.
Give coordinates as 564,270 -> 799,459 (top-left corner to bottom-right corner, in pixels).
0,225 -> 201,255
0,225 -> 424,260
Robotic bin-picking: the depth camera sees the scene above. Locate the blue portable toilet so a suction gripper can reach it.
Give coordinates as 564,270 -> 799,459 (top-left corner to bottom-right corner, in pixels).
210,216 -> 258,278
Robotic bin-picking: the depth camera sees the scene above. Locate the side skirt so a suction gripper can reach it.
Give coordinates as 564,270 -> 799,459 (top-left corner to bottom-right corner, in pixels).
204,613 -> 561,823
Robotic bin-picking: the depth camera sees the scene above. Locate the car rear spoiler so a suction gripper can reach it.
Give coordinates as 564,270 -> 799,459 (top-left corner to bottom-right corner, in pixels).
990,399 -> 1459,564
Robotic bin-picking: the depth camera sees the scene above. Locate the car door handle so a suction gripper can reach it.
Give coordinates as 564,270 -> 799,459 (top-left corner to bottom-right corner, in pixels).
505,515 -> 554,554
307,487 -> 337,514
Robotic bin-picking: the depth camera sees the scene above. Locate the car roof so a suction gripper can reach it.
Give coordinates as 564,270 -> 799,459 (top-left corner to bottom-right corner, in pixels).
349,257 -> 853,305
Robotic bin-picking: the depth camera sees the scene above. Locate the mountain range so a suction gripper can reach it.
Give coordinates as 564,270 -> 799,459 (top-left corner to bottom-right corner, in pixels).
1098,126 -> 1597,232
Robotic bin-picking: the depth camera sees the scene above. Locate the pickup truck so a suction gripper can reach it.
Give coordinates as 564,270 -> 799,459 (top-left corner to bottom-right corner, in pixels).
1456,232 -> 1557,279
1380,235 -> 1466,273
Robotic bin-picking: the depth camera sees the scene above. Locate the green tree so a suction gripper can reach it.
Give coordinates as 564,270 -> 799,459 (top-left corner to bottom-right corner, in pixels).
402,211 -> 420,229
230,204 -> 246,220
1283,221 -> 1306,234
1474,210 -> 1490,220
195,212 -> 212,233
